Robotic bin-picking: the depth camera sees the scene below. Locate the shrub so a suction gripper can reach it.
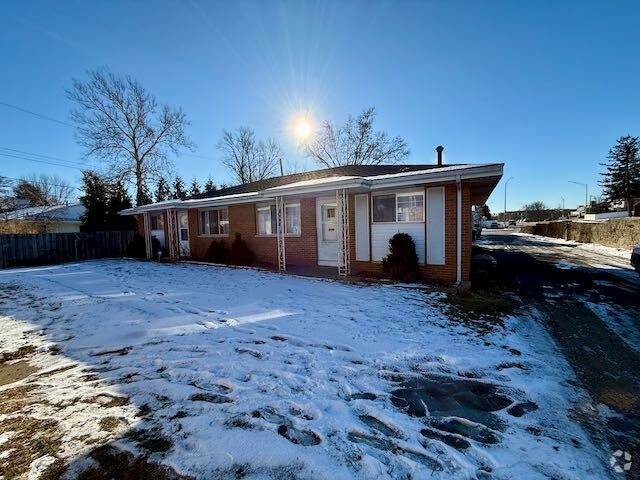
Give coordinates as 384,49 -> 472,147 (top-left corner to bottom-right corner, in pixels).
205,240 -> 228,264
382,233 -> 420,281
229,233 -> 255,266
125,233 -> 146,258
125,234 -> 161,259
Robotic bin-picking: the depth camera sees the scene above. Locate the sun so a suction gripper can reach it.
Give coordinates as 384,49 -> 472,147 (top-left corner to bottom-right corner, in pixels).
294,118 -> 312,140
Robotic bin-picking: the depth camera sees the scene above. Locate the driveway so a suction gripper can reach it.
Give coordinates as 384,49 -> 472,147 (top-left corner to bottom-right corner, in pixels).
0,259 -> 613,479
477,230 -> 640,480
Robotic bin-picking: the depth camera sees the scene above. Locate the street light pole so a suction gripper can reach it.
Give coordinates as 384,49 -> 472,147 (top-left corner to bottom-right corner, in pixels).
504,177 -> 514,223
568,181 -> 588,214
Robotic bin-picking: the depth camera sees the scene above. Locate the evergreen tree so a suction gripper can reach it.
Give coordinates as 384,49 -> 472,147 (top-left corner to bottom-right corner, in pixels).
189,178 -> 201,196
137,183 -> 153,206
203,177 -> 216,192
172,176 -> 186,200
79,171 -> 109,231
154,177 -> 171,202
480,204 -> 491,219
106,181 -> 138,230
600,135 -> 640,215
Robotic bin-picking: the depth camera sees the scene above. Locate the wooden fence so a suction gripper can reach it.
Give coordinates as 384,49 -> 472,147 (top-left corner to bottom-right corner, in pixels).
0,230 -> 136,269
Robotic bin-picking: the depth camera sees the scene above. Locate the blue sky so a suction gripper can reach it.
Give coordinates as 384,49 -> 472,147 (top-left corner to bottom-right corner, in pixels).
1,0 -> 639,212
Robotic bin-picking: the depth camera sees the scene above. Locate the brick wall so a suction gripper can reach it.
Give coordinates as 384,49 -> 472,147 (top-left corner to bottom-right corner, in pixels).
187,197 -> 317,268
140,180 -> 473,284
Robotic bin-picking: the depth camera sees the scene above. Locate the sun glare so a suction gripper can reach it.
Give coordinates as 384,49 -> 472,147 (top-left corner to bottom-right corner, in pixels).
294,118 -> 311,140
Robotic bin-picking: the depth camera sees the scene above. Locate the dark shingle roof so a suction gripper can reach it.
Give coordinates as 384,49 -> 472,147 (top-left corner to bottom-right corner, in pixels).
190,164 -> 452,200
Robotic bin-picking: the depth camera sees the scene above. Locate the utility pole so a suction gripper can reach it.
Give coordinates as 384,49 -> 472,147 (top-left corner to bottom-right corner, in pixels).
560,196 -> 565,219
504,177 -> 514,223
568,181 -> 588,215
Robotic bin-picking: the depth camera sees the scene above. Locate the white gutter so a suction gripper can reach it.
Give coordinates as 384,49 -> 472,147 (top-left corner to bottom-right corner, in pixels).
120,163 -> 503,215
456,175 -> 462,285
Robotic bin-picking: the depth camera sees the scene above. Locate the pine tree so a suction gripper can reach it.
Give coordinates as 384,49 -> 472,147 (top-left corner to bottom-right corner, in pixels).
600,135 -> 640,215
154,178 -> 171,202
189,178 -> 201,196
79,171 -> 110,231
173,176 -> 186,200
106,181 -> 138,230
203,177 -> 216,192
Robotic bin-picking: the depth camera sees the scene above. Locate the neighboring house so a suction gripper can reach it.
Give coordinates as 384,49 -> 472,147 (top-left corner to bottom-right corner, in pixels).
121,163 -> 503,284
0,203 -> 86,233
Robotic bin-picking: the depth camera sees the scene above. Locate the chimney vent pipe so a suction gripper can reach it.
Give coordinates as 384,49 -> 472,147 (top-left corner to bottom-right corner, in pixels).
436,145 -> 444,166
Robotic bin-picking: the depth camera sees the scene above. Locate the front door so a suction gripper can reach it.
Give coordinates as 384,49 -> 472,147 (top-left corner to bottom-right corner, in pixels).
316,197 -> 338,266
177,210 -> 190,257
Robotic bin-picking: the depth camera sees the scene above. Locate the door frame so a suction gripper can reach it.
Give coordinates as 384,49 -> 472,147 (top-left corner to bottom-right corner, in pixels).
316,196 -> 339,266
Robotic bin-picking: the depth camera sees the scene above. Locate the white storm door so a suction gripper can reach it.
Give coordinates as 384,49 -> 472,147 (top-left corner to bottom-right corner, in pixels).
316,197 -> 338,266
177,210 -> 190,257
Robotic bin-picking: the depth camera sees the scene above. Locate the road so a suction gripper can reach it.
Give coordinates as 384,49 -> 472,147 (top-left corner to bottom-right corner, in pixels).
477,230 -> 640,480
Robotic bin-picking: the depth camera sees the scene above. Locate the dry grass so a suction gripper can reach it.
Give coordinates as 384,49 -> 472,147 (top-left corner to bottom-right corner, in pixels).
0,345 -> 37,363
0,416 -> 62,479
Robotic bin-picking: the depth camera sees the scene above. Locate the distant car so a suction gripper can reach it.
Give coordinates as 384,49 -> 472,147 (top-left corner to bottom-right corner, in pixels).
508,220 -> 517,226
632,244 -> 640,274
488,221 -> 499,229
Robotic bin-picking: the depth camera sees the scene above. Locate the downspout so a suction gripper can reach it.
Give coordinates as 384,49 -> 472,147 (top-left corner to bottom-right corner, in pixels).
456,175 -> 462,285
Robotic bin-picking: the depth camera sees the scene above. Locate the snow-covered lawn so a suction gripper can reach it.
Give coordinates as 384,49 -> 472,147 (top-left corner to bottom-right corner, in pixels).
0,260 -> 611,479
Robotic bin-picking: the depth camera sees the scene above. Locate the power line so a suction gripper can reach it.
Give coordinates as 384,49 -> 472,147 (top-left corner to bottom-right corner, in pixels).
0,101 -> 74,127
0,147 -> 86,167
0,152 -> 83,171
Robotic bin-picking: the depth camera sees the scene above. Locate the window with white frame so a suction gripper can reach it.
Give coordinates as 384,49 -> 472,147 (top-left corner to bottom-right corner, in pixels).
150,213 -> 164,230
256,202 -> 301,235
372,192 -> 424,223
199,208 -> 229,235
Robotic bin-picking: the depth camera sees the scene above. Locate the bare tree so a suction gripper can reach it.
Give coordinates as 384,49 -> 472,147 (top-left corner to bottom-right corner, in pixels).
218,127 -> 281,184
304,107 -> 409,168
14,174 -> 75,206
521,201 -> 548,222
0,175 -> 14,212
67,69 -> 193,206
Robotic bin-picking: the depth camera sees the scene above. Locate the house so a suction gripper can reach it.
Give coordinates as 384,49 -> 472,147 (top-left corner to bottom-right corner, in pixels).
121,161 -> 503,284
0,203 -> 86,234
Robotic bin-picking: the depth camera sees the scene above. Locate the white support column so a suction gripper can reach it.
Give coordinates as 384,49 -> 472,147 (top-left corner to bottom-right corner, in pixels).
167,209 -> 179,260
143,212 -> 152,259
336,189 -> 350,276
275,196 -> 286,271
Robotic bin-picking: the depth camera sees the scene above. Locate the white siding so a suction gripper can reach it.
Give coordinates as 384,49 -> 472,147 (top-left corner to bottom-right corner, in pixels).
355,194 -> 370,261
371,223 -> 425,264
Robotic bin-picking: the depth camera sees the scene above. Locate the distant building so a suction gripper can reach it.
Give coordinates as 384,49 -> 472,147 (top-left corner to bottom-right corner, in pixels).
0,203 -> 85,233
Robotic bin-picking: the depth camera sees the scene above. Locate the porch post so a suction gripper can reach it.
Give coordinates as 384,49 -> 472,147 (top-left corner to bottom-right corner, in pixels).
167,208 -> 179,261
336,189 -> 350,276
143,212 -> 152,259
275,196 -> 286,271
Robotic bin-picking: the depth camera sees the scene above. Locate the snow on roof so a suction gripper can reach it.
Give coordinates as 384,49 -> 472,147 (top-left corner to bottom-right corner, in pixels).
2,203 -> 85,221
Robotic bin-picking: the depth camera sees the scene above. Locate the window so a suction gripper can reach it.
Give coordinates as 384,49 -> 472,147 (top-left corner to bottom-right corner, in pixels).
372,194 -> 396,222
256,205 -> 276,235
397,193 -> 424,222
150,213 -> 164,230
372,192 -> 424,223
285,203 -> 301,234
256,202 -> 301,235
199,208 -> 229,235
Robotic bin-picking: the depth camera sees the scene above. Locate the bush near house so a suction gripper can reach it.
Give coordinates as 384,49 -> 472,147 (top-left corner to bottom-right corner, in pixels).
229,233 -> 255,266
382,233 -> 420,281
205,240 -> 228,264
126,234 -> 160,259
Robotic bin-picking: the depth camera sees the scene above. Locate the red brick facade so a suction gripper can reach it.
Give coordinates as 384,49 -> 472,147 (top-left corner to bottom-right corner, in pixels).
136,181 -> 473,283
